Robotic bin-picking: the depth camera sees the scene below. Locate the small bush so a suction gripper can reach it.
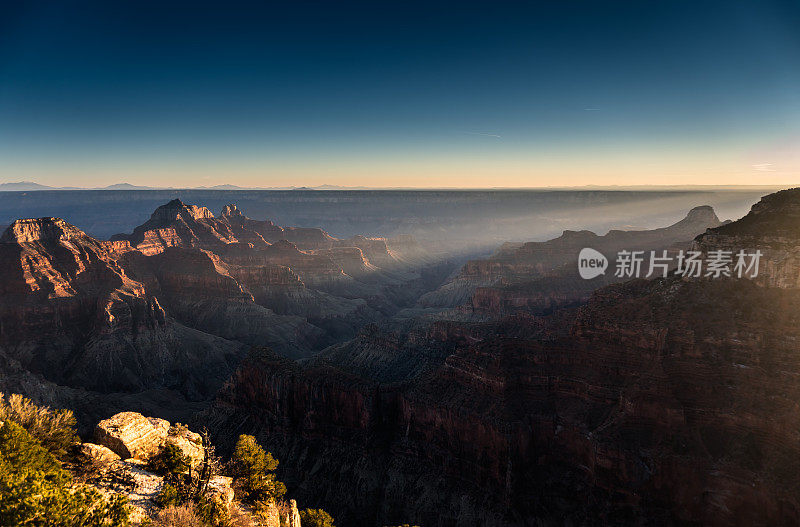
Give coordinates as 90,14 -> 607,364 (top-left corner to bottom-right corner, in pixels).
299,508 -> 335,527
156,482 -> 182,508
195,495 -> 231,527
148,443 -> 190,476
0,392 -> 77,458
231,435 -> 286,503
153,504 -> 204,527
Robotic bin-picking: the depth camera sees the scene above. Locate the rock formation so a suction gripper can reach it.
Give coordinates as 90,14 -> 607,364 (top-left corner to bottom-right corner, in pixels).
694,188 -> 800,288
81,412 -> 248,524
80,442 -> 121,465
94,412 -> 170,460
286,500 -> 302,527
108,200 -> 446,348
0,217 -> 243,402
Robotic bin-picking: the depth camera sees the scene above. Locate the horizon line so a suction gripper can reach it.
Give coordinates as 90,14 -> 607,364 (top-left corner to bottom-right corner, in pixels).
0,181 -> 792,192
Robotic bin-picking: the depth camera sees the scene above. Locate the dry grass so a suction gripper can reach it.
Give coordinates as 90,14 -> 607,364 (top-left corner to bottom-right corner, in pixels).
228,503 -> 266,527
153,504 -> 205,527
152,502 -> 265,527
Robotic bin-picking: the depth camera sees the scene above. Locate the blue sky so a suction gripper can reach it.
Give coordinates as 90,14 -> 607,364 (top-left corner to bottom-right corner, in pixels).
1,0 -> 800,187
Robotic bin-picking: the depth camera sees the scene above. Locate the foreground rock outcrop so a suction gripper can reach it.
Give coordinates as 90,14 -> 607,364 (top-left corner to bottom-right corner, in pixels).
80,411 -> 308,526
78,412 -> 232,522
94,412 -> 171,460
93,411 -> 204,468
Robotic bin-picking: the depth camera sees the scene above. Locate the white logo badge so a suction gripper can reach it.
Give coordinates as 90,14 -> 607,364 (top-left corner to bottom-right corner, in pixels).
578,248 -> 608,279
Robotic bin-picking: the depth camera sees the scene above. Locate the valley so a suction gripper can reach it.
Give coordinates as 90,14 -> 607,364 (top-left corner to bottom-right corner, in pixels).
0,188 -> 796,525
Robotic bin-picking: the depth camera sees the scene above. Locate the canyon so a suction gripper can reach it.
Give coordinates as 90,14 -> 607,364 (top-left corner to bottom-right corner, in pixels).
0,199 -> 453,431
1,189 -> 797,525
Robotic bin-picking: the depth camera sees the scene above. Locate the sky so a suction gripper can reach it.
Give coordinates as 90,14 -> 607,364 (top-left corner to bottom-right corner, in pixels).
1,0 -> 800,188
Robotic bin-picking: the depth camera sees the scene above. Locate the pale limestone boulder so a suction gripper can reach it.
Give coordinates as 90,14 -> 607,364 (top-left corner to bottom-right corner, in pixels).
165,428 -> 204,468
93,412 -> 168,460
80,442 -> 121,465
149,417 -> 170,436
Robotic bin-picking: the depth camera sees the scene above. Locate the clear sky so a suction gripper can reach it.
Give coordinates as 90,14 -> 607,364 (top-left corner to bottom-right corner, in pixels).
1,0 -> 800,188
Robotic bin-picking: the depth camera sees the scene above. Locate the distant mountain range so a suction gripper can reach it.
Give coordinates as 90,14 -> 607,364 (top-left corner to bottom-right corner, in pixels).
0,181 -> 79,191
0,181 -> 375,191
0,181 -> 155,191
0,181 -> 786,192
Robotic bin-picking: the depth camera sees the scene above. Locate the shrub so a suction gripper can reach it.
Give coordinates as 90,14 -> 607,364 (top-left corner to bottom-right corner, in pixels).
156,482 -> 182,508
299,508 -> 335,527
148,442 -> 191,476
0,420 -> 129,526
231,435 -> 286,502
153,504 -> 204,527
0,392 -> 77,458
195,495 -> 231,527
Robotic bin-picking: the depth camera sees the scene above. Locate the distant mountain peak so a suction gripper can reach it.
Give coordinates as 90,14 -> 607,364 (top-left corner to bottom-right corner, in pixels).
164,198 -> 187,208
0,181 -> 55,191
669,205 -> 722,230
103,182 -> 154,190
684,205 -> 720,222
150,199 -> 214,221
